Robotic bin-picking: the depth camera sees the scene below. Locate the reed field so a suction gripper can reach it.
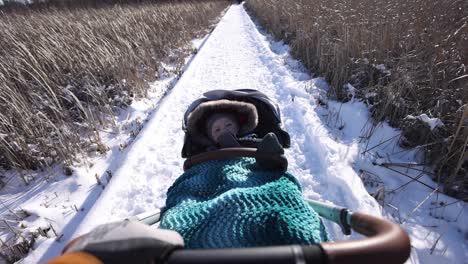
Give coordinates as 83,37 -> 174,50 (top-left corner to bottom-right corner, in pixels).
0,0 -> 229,177
246,0 -> 467,199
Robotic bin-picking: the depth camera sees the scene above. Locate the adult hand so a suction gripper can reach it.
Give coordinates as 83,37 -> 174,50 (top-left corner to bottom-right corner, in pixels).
63,220 -> 184,264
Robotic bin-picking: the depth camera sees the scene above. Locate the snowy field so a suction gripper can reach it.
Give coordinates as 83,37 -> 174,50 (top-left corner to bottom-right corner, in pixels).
2,4 -> 465,263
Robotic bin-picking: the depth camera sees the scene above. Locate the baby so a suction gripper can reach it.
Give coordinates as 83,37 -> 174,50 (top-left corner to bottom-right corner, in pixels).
185,99 -> 286,170
205,112 -> 241,146
204,111 -> 287,171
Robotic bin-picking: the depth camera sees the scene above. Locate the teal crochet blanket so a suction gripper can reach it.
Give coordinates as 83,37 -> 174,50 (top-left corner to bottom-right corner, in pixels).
160,158 -> 329,248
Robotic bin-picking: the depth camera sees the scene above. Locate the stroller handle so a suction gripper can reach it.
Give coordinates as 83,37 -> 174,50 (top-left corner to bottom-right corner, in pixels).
321,212 -> 411,264
166,244 -> 325,264
166,212 -> 411,264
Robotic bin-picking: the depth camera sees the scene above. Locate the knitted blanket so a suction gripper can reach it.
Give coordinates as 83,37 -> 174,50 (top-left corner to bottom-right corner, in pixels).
159,158 -> 329,248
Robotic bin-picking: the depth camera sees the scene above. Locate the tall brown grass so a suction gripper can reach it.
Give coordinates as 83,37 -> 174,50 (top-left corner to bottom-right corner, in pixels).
246,0 -> 467,199
0,0 -> 229,176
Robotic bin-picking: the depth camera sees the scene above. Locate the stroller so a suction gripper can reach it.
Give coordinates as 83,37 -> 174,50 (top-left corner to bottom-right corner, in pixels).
139,89 -> 411,264
52,89 -> 411,264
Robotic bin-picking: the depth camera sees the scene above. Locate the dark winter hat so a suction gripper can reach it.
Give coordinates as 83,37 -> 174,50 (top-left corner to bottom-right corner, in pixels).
186,99 -> 258,145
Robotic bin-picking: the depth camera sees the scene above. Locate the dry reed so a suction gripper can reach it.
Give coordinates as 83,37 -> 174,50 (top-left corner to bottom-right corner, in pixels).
0,0 -> 229,174
246,0 -> 467,199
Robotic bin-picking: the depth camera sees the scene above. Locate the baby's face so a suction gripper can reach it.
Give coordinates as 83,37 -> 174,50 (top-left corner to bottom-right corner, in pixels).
210,116 -> 240,143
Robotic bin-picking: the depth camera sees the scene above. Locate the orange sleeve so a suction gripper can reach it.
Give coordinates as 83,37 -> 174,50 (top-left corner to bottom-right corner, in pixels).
45,252 -> 103,264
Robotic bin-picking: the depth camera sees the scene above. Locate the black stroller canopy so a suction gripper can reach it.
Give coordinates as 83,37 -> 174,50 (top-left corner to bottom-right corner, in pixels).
182,89 -> 291,158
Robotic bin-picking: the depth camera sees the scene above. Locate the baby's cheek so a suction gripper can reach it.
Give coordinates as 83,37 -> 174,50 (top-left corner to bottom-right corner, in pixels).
213,132 -> 221,142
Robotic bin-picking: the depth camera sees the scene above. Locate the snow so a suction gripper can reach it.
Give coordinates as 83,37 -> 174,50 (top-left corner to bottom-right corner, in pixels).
5,4 -> 465,264
345,83 -> 356,100
191,34 -> 210,50
406,114 -> 445,130
375,63 -> 391,76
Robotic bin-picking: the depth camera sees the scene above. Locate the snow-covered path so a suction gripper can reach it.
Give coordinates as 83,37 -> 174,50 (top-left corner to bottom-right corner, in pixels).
70,3 -> 379,232
30,4 -> 466,263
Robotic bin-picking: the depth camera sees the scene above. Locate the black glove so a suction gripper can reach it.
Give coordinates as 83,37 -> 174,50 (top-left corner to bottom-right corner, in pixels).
217,131 -> 241,148
256,133 -> 288,172
64,220 -> 184,264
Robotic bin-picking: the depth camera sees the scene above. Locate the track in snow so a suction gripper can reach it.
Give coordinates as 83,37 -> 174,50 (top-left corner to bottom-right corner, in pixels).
74,2 -> 381,239
33,4 -> 466,263
34,4 -> 383,262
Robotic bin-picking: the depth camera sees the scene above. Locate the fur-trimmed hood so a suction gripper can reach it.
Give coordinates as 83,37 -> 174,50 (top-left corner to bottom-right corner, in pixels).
186,99 -> 258,145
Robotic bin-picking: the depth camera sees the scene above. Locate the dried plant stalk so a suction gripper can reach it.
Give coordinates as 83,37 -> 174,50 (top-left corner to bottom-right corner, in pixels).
246,0 -> 468,198
0,0 -> 229,172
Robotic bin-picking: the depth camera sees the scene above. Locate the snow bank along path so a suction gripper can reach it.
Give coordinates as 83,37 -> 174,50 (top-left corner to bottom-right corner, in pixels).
33,4 -> 466,263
